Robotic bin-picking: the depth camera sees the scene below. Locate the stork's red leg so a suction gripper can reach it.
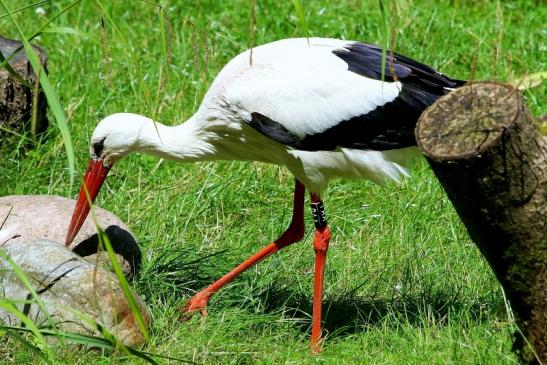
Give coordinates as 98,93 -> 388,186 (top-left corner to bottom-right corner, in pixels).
309,194 -> 331,352
182,180 -> 305,317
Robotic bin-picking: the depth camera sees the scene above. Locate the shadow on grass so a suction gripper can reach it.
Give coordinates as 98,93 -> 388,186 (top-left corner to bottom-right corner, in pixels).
253,283 -> 506,337
137,248 -> 505,337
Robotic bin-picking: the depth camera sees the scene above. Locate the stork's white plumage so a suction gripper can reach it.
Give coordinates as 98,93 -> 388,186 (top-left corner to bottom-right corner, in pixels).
66,37 -> 464,351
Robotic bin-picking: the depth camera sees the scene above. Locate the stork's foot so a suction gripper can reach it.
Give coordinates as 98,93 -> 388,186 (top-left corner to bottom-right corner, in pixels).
180,291 -> 211,321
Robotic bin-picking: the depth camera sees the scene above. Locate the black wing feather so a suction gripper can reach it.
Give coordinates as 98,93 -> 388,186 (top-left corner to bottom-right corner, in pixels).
247,42 -> 465,151
249,112 -> 299,145
333,43 -> 465,92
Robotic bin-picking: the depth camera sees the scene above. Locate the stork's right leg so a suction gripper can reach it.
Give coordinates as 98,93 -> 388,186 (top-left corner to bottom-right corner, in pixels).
181,180 -> 306,318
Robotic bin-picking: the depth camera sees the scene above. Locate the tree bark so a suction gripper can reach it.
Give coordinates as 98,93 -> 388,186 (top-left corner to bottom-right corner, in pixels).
0,35 -> 48,142
416,82 -> 546,364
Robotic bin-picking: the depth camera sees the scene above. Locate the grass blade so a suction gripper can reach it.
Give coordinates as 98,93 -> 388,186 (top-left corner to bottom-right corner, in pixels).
0,1 -> 84,72
0,0 -> 48,19
31,66 -> 40,136
291,0 -> 310,39
96,229 -> 151,343
40,26 -> 95,42
137,0 -> 173,115
1,325 -> 160,364
377,0 -> 389,82
95,0 -> 154,118
76,177 -> 150,343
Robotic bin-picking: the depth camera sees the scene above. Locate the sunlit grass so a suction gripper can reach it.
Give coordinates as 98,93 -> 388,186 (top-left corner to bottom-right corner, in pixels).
0,0 -> 545,363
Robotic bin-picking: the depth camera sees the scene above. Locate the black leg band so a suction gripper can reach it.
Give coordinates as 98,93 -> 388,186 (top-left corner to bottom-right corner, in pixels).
311,201 -> 327,229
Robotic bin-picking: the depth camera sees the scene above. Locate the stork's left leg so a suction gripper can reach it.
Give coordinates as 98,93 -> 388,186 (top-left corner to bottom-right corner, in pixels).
309,193 -> 331,352
181,180 -> 305,317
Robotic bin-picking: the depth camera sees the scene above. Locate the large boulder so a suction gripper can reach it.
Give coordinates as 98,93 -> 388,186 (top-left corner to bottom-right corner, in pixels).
0,239 -> 151,347
0,195 -> 140,279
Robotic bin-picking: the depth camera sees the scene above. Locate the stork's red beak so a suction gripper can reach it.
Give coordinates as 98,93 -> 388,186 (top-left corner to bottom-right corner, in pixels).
65,159 -> 111,246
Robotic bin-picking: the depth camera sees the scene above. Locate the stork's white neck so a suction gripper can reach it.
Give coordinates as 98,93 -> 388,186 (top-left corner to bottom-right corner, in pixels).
100,111 -> 291,167
134,114 -> 217,162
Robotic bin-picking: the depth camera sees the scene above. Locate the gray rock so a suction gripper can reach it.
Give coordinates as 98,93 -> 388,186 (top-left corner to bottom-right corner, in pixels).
0,239 -> 151,347
0,195 -> 140,279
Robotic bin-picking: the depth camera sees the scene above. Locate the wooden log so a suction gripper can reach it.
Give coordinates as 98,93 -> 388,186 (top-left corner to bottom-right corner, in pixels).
0,35 -> 48,141
416,82 -> 546,364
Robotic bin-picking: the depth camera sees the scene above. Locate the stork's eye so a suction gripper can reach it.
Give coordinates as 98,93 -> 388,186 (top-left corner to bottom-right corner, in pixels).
93,137 -> 106,157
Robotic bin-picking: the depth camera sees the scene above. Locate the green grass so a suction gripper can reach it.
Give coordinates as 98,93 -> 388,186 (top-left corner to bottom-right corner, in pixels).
0,0 -> 545,363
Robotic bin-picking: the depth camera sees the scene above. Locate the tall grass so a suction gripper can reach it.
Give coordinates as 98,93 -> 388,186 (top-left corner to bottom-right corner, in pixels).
0,0 -> 545,363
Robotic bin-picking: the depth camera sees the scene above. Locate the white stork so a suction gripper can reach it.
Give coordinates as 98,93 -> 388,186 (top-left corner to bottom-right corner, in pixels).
65,37 -> 464,351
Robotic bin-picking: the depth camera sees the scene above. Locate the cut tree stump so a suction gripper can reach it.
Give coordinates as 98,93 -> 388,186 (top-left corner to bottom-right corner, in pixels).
0,35 -> 48,141
416,82 -> 546,364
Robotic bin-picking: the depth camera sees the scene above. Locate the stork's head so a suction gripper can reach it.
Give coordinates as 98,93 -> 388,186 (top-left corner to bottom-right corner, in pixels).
65,113 -> 148,246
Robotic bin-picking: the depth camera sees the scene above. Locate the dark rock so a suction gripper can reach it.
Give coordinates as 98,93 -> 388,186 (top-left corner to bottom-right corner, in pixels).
0,35 -> 48,140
